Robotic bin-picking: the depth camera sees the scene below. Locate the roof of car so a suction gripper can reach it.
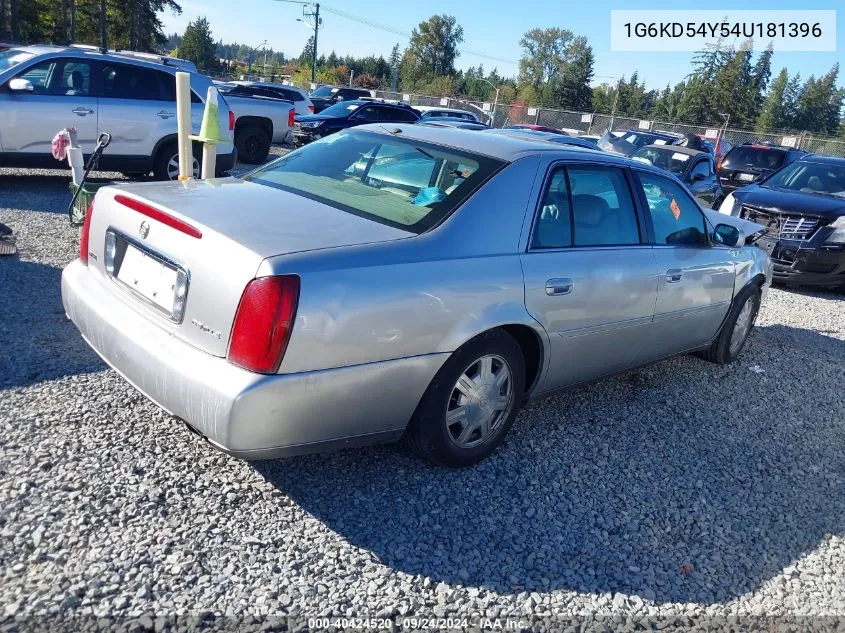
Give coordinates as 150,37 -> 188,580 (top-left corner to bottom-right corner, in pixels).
639,144 -> 707,157
353,123 -> 640,164
8,44 -> 196,74
796,154 -> 845,165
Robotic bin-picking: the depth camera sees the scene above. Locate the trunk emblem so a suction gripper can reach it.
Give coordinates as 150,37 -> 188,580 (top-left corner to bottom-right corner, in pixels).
139,221 -> 150,239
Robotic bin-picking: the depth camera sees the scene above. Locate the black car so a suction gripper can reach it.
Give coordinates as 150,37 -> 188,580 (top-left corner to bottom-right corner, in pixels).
597,129 -> 681,157
309,85 -> 372,113
632,145 -> 722,208
293,100 -> 420,144
717,142 -> 808,196
721,155 -> 845,288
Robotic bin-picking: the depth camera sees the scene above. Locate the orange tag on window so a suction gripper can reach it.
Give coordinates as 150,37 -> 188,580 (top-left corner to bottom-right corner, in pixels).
670,198 -> 681,220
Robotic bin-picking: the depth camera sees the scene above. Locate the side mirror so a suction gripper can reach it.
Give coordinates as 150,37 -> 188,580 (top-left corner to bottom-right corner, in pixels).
8,78 -> 34,93
713,223 -> 741,247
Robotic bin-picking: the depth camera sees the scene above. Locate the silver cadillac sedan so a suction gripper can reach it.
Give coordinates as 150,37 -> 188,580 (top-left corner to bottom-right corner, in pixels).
62,125 -> 772,467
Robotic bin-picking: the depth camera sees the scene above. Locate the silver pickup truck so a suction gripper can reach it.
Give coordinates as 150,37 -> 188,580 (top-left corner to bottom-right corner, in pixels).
215,83 -> 294,164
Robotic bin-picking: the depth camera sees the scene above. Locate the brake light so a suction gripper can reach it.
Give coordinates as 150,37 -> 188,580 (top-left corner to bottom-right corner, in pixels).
716,160 -> 722,172
228,275 -> 300,374
308,104 -> 315,113
80,200 -> 95,264
288,108 -> 295,128
229,110 -> 236,131
114,194 -> 202,239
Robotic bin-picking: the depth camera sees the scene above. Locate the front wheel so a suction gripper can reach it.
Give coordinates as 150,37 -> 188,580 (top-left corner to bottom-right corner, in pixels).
698,284 -> 761,364
405,330 -> 526,467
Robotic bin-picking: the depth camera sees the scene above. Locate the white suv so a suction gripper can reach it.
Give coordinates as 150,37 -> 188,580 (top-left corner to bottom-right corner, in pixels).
0,45 -> 236,180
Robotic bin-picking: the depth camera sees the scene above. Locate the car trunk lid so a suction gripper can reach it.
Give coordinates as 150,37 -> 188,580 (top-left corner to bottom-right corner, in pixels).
85,179 -> 413,358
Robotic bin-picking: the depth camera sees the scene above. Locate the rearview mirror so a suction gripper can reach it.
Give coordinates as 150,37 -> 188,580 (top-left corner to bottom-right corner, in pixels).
713,223 -> 741,247
8,78 -> 34,93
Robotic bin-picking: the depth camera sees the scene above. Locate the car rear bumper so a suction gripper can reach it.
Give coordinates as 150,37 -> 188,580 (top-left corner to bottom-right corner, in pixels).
61,260 -> 447,459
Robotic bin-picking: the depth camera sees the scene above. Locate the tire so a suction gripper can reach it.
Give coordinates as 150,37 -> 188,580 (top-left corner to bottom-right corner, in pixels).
235,126 -> 271,164
698,284 -> 761,364
153,142 -> 200,181
404,329 -> 526,467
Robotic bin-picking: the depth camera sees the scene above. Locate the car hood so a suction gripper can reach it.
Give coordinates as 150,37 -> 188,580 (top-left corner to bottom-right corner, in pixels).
295,113 -> 340,123
109,177 -> 414,259
735,185 -> 845,219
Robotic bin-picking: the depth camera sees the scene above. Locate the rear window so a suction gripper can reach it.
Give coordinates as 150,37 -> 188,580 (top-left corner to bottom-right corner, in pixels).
723,147 -> 786,170
244,130 -> 505,233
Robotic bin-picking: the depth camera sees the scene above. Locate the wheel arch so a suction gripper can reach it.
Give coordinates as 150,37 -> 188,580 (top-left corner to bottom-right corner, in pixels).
235,116 -> 273,138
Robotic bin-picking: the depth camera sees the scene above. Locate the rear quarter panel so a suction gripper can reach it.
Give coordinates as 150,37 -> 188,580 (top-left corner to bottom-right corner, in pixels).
264,154 -> 550,375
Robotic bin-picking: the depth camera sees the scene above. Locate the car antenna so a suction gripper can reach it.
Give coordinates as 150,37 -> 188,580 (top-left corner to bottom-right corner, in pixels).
379,125 -> 403,135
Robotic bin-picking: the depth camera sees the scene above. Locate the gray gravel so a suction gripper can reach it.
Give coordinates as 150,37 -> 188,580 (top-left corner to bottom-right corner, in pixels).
1,159 -> 844,626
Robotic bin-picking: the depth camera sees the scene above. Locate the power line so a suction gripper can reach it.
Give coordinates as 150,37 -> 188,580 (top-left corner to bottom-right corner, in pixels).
311,4 -> 519,67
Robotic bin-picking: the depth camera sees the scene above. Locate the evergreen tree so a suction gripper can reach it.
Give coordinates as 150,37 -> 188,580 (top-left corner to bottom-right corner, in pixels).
750,44 -> 774,116
179,16 -> 216,71
553,35 -> 594,110
756,68 -> 790,132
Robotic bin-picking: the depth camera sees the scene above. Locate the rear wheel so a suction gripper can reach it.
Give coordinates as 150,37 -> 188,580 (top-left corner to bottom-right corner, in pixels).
405,330 -> 525,467
235,126 -> 271,164
153,142 -> 200,181
698,284 -> 761,364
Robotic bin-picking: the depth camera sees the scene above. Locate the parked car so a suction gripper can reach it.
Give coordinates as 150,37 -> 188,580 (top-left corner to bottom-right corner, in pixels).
718,155 -> 845,288
216,89 -> 295,164
632,145 -> 722,208
577,134 -> 601,148
699,136 -> 733,161
217,80 -> 314,116
0,45 -> 236,180
717,142 -> 808,196
308,85 -> 372,112
415,106 -> 481,124
420,118 -> 489,130
62,125 -> 771,467
597,129 -> 681,157
488,128 -> 599,150
505,123 -> 567,135
293,100 -> 419,144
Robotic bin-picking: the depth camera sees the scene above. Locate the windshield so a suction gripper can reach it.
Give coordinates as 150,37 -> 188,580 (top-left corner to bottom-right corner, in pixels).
244,130 -> 505,233
723,146 -> 786,170
622,132 -> 667,148
632,147 -> 690,174
318,101 -> 360,117
763,161 -> 845,197
0,49 -> 35,72
310,86 -> 337,98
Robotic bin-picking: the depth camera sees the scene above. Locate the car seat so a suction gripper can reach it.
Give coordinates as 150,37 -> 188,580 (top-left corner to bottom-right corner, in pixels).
65,71 -> 84,96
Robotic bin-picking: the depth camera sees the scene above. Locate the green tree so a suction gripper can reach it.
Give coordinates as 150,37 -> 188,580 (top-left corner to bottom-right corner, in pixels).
750,44 -> 774,116
553,35 -> 594,110
711,41 -> 755,126
178,16 -> 216,71
400,14 -> 463,88
299,35 -> 315,65
756,68 -> 790,132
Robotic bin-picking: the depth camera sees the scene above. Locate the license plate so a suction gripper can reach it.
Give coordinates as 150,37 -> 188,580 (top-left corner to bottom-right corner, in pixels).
116,243 -> 178,313
737,172 -> 755,182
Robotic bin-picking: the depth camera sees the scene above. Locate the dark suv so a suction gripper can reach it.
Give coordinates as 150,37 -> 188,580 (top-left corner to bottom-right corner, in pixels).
293,100 -> 419,144
309,85 -> 372,113
717,142 -> 808,195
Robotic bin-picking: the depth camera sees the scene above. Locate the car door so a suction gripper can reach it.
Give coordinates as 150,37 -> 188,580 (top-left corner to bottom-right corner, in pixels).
2,57 -> 98,155
634,170 -> 736,360
686,156 -> 719,207
96,61 -> 182,163
520,163 -> 659,390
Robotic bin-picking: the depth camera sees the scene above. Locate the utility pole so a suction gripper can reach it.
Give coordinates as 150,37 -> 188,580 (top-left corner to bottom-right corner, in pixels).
99,0 -> 107,53
311,3 -> 320,84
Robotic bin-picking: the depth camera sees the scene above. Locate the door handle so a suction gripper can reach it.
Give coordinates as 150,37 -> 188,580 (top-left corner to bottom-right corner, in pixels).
545,278 -> 573,296
157,110 -> 176,119
666,269 -> 684,283
72,107 -> 94,116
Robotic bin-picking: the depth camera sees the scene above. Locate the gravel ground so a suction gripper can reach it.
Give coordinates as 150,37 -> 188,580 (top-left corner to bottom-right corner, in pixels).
1,156 -> 844,629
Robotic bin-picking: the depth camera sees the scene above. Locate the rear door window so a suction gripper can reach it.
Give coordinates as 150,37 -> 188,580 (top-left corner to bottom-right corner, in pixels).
568,167 -> 641,246
100,63 -> 175,101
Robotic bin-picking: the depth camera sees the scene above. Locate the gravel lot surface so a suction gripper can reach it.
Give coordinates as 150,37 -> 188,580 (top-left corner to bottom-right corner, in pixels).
1,153 -> 844,628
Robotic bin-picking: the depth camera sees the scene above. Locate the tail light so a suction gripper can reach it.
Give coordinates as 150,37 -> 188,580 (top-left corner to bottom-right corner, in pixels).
288,108 -> 295,128
80,200 -> 95,264
308,104 -> 315,113
716,160 -> 722,172
228,275 -> 300,374
114,194 -> 202,239
229,110 -> 236,131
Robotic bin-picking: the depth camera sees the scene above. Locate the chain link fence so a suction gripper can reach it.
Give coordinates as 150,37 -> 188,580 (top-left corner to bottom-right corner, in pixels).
217,73 -> 845,158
